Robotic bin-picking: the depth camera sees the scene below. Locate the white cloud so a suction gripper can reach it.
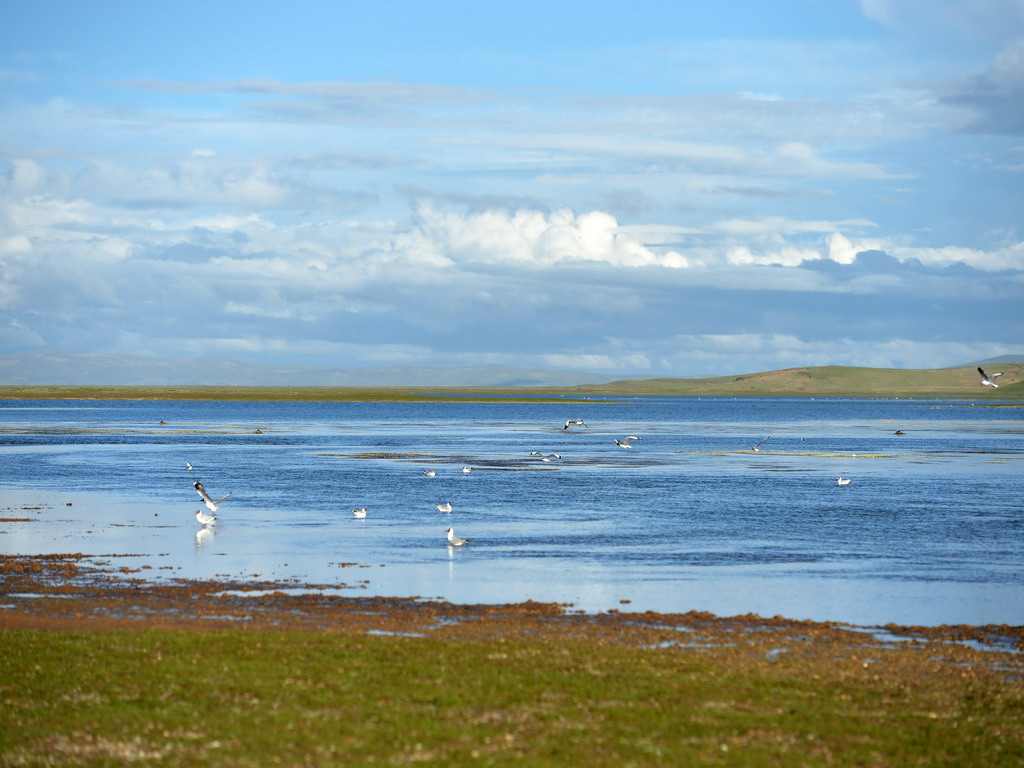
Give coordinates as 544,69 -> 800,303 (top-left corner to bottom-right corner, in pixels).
398,203 -> 691,269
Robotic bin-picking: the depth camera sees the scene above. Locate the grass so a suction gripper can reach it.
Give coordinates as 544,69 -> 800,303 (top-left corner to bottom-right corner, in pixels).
0,364 -> 1022,401
1,555 -> 1021,766
3,627 -> 1021,766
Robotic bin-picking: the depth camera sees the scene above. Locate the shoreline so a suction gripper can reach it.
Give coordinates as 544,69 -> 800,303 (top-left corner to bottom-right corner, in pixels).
3,552 -> 1022,651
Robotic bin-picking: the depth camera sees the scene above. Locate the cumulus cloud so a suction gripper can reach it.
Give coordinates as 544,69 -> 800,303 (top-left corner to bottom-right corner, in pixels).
1,162 -> 1020,375
398,203 -> 691,269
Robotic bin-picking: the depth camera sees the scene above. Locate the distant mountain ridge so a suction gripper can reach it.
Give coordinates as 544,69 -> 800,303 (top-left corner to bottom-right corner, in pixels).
0,351 -> 635,387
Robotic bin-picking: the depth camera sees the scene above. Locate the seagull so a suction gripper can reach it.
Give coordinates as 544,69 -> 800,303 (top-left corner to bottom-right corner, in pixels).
978,367 -> 1003,388
423,469 -> 437,477
195,508 -> 217,527
352,507 -> 367,518
186,461 -> 193,470
750,436 -> 771,452
446,527 -> 469,546
462,466 -> 472,474
615,436 -> 641,448
436,502 -> 453,513
530,451 -> 562,461
193,480 -> 231,513
894,430 -> 905,436
837,476 -> 852,486
563,419 -> 588,430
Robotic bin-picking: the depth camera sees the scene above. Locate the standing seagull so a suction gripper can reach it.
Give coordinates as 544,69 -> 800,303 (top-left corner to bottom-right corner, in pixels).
423,469 -> 437,477
978,367 -> 1003,388
837,476 -> 852,486
446,527 -> 470,546
195,508 -> 217,527
436,502 -> 453,513
352,507 -> 367,518
750,436 -> 771,452
193,480 -> 231,513
462,466 -> 472,474
563,419 -> 588,430
615,436 -> 642,449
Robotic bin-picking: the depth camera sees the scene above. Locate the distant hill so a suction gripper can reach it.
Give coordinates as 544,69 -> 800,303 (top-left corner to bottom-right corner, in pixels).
962,355 -> 1024,367
573,364 -> 1024,397
0,351 -> 633,388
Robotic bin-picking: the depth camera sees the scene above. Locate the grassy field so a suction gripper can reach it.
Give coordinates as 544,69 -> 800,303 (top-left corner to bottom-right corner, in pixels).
2,543 -> 1022,767
0,364 -> 1021,401
3,625 -> 1021,766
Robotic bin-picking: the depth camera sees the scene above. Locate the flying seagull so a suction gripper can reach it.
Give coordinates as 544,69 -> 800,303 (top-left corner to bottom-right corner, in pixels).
352,507 -> 367,518
563,419 -> 588,430
530,451 -> 562,462
193,480 -> 231,513
978,367 -> 1003,388
195,508 -> 217,527
436,502 -> 453,513
186,461 -> 193,471
615,436 -> 641,448
750,436 -> 771,452
837,476 -> 852,486
446,527 -> 470,546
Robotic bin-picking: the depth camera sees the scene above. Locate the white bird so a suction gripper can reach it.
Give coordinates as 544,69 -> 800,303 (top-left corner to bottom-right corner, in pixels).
563,418 -> 588,430
750,436 -> 771,452
193,480 -> 231,513
423,469 -> 436,477
615,436 -> 641,448
462,466 -> 472,474
186,461 -> 193,471
195,508 -> 217,527
436,502 -> 453,513
837,476 -> 852,486
352,507 -> 367,518
446,527 -> 469,546
978,366 -> 1003,388
530,451 -> 562,461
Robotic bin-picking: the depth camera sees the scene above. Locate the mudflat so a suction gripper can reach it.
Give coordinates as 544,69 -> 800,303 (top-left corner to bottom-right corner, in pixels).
2,552 -> 1021,766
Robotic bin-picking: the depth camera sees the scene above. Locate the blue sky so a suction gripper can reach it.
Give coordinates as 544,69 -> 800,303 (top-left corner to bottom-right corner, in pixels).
1,0 -> 1022,376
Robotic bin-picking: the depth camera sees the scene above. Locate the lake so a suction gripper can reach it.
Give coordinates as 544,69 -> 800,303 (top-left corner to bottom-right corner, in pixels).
1,396 -> 1021,627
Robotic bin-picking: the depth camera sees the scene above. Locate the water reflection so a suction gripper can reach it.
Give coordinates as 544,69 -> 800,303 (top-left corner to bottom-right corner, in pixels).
195,526 -> 214,548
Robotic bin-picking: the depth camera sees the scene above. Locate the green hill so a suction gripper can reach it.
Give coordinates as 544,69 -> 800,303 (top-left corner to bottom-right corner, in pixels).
572,364 -> 1024,398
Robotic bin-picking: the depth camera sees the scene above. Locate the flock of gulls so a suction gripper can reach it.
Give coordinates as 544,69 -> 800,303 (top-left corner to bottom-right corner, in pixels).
182,367 -> 1006,544
186,421 -> 652,546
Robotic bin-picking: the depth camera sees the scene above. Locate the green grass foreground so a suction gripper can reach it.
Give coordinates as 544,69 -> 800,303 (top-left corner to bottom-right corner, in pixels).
2,626 -> 1021,766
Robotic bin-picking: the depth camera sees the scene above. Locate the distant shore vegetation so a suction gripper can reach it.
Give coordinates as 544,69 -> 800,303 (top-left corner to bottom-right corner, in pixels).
0,364 -> 1020,401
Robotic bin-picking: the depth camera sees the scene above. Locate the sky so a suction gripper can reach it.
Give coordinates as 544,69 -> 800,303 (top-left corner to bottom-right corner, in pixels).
1,0 -> 1023,377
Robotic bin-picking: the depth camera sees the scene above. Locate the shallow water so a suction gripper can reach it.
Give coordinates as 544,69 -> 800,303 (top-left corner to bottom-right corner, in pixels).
1,396 -> 1022,626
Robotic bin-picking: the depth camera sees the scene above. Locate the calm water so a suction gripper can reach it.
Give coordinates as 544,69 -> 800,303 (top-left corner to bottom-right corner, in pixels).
1,396 -> 1022,626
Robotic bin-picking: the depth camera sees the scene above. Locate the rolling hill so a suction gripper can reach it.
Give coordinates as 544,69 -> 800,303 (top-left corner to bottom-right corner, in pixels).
575,364 -> 1024,397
